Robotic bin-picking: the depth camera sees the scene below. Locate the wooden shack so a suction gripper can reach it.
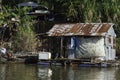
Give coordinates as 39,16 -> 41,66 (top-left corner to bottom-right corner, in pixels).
47,23 -> 116,61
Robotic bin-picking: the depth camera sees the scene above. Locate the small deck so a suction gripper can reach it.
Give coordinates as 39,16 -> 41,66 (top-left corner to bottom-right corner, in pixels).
38,58 -> 81,66
38,58 -> 120,67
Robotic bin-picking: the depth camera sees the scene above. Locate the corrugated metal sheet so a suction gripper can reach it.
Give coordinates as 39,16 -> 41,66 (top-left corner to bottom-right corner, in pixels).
48,23 -> 114,36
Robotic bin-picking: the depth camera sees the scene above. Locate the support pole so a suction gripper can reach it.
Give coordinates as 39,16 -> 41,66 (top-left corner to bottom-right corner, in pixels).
60,37 -> 63,58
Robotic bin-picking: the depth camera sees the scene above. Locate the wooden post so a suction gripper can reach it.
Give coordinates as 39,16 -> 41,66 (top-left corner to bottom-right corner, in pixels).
60,37 -> 63,58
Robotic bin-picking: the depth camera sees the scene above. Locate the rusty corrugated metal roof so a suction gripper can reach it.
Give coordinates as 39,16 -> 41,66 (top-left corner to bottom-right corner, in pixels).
48,23 -> 114,36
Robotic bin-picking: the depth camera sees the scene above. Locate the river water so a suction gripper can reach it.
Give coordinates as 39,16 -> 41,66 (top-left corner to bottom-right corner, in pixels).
0,64 -> 120,80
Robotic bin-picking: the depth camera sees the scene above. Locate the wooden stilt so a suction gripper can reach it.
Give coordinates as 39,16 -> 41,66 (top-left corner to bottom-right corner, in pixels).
60,37 -> 64,58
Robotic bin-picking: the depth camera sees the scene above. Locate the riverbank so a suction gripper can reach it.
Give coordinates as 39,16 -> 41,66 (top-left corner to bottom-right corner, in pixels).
0,54 -> 38,64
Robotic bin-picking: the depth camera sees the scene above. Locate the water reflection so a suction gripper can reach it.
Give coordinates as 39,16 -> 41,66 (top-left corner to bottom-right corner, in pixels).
38,66 -> 52,80
0,64 -> 38,80
0,64 -> 6,80
66,67 -> 117,80
0,64 -> 120,80
41,66 -> 118,80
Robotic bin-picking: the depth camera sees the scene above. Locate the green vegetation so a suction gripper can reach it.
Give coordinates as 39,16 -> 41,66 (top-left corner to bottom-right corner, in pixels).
0,6 -> 38,53
0,0 -> 120,54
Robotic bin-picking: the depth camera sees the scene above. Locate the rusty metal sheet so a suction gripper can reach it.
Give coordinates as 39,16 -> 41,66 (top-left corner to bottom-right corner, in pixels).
48,23 -> 114,36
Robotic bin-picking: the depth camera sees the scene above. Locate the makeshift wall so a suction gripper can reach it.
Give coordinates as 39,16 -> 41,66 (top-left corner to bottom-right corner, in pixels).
67,37 -> 106,59
104,27 -> 116,60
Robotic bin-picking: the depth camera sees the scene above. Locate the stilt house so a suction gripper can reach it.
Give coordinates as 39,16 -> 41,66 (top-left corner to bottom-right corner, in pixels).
47,23 -> 116,61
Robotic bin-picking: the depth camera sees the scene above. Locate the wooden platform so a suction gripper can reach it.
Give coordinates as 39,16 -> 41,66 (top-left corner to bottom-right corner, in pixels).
38,58 -> 120,67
